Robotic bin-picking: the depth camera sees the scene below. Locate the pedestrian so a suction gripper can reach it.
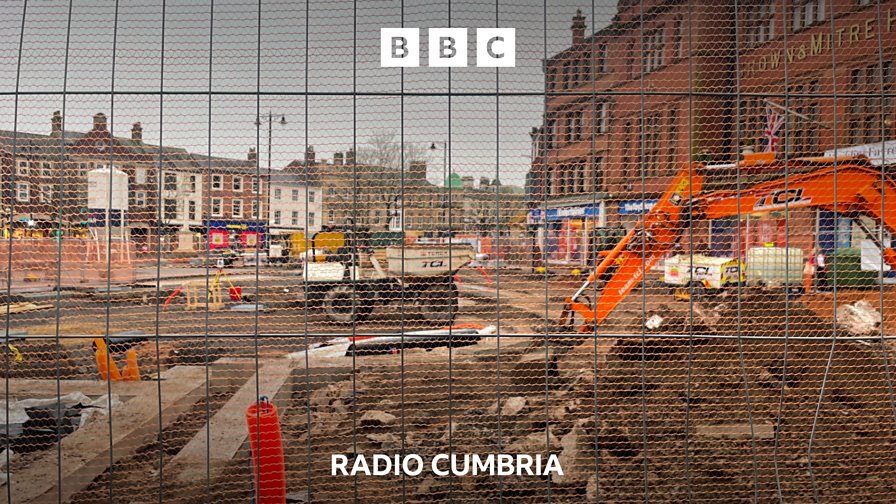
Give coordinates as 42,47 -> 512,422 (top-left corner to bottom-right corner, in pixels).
814,248 -> 828,291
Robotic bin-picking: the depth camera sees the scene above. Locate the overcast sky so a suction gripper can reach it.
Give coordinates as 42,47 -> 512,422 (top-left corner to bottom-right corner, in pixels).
0,0 -> 619,186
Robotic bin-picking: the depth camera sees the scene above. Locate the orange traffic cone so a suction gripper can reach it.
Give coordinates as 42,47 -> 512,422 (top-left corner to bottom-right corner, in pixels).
122,349 -> 141,381
94,338 -> 122,381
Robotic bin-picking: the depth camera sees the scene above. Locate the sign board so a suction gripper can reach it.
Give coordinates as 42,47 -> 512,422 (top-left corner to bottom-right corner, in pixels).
618,199 -> 659,215
87,166 -> 129,211
824,140 -> 896,166
530,202 -> 603,223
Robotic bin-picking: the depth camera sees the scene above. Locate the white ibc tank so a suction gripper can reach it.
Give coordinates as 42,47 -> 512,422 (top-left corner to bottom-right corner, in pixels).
87,165 -> 129,211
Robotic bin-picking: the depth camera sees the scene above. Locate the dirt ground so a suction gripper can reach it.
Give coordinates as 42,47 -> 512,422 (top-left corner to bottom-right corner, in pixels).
7,284 -> 896,502
251,288 -> 896,503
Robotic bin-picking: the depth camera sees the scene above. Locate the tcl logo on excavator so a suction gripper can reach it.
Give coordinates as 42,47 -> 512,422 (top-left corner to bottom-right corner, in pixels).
753,188 -> 812,211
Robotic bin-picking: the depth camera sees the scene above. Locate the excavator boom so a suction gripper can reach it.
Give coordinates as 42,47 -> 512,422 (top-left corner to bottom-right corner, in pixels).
560,155 -> 896,333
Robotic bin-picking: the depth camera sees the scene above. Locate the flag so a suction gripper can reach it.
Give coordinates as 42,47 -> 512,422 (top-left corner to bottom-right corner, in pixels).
764,104 -> 786,153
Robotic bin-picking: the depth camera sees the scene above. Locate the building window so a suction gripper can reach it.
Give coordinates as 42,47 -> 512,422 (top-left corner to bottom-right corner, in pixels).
135,191 -> 146,206
745,2 -> 775,47
848,61 -> 894,145
189,175 -> 197,193
291,211 -> 299,226
252,178 -> 260,193
39,184 -> 52,203
274,188 -> 282,200
274,210 -> 281,225
787,80 -> 821,155
596,102 -> 609,135
212,175 -> 222,190
621,122 -> 632,181
309,190 -> 316,203
17,160 -> 28,176
292,189 -> 299,202
673,17 -> 685,59
188,200 -> 196,221
668,107 -> 678,168
595,43 -> 608,74
164,173 -> 177,191
232,199 -> 243,218
232,176 -> 243,192
562,61 -> 573,89
211,198 -> 223,216
135,168 -> 147,184
328,210 -> 335,223
252,200 -> 259,218
643,29 -> 665,74
591,155 -> 604,193
792,0 -> 825,32
309,212 -> 316,225
638,114 -> 662,177
570,110 -> 584,143
545,120 -> 555,150
576,161 -> 587,194
41,162 -> 51,177
164,199 -> 177,220
16,182 -> 28,202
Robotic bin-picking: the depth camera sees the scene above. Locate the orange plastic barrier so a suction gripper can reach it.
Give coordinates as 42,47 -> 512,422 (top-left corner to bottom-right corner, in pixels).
93,338 -> 140,381
246,397 -> 286,504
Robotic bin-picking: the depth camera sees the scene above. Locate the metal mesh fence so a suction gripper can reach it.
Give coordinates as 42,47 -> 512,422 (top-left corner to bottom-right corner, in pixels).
1,0 -> 896,502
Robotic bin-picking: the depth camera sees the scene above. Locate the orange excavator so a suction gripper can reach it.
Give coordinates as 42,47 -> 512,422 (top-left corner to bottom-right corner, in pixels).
559,154 -> 896,333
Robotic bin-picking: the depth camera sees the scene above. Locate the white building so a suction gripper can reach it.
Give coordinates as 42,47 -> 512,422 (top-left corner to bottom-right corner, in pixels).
268,171 -> 322,235
160,170 -> 203,229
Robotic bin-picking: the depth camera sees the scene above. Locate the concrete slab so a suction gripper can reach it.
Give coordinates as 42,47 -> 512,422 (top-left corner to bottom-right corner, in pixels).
170,360 -> 295,484
3,365 -> 207,504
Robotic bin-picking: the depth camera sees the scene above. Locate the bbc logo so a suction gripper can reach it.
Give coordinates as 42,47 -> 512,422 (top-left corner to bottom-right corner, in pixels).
380,28 -> 515,67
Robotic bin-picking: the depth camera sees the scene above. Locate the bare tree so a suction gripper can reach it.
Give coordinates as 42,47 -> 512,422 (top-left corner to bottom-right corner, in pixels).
355,130 -> 428,171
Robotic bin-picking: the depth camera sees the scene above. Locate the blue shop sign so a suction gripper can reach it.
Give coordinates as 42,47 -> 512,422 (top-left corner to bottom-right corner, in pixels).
530,204 -> 601,222
618,199 -> 659,215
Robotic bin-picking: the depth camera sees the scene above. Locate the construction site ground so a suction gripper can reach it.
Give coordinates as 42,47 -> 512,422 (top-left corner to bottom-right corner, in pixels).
2,269 -> 896,503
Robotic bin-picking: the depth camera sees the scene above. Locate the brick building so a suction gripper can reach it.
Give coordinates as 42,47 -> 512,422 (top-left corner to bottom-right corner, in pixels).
529,0 -> 896,264
0,112 -> 270,252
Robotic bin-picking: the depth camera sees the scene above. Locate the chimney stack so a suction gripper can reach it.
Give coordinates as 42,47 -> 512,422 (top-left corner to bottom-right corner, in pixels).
480,176 -> 490,188
51,111 -> 62,137
333,152 -> 343,165
408,160 -> 427,181
305,145 -> 316,165
571,9 -> 586,46
346,148 -> 355,166
131,122 -> 143,142
248,147 -> 257,162
93,112 -> 107,132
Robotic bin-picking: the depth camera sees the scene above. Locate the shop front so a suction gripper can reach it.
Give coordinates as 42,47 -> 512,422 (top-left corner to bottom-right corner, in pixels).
204,219 -> 267,251
531,201 -> 605,265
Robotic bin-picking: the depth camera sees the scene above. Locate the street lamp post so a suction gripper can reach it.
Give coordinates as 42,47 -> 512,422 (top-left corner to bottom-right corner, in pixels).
430,141 -> 449,233
429,141 -> 448,187
255,111 -> 286,247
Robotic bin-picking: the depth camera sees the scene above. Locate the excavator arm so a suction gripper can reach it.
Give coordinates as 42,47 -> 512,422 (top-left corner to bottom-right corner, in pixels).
559,156 -> 896,333
559,165 -> 705,331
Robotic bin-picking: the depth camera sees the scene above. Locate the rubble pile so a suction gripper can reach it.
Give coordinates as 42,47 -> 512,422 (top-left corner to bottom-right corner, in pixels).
277,291 -> 896,502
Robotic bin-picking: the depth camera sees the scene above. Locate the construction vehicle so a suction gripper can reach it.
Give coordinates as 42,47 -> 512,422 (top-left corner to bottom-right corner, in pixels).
559,154 -> 896,332
303,225 -> 474,324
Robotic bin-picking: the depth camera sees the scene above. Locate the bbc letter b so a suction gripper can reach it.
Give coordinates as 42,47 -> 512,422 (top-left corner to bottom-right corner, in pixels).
381,28 -> 419,67
429,28 -> 467,67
